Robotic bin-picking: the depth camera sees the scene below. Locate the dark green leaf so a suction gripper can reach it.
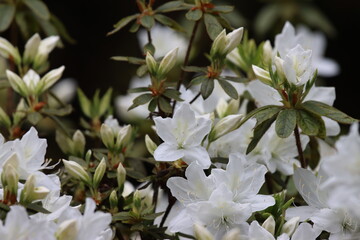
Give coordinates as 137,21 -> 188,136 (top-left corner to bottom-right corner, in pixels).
156,1 -> 184,13
129,94 -> 153,110
128,87 -> 150,93
129,21 -> 140,33
182,66 -> 207,73
204,13 -> 223,40
307,136 -> 321,170
201,78 -> 214,99
236,105 -> 282,130
107,14 -> 138,36
143,42 -> 155,55
26,202 -> 51,214
42,105 -> 73,116
36,17 -> 58,37
297,109 -> 325,137
111,56 -> 145,65
301,100 -> 358,124
253,106 -> 282,128
154,14 -> 185,32
0,202 -> 10,212
163,89 -> 183,101
212,5 -> 234,13
158,97 -> 172,113
0,4 -> 15,32
126,167 -> 147,179
142,211 -> 165,220
23,0 -> 50,20
189,75 -> 207,86
275,109 -> 297,138
247,115 -> 276,154
185,9 -> 203,21
140,15 -> 155,29
217,79 -> 238,99
218,76 -> 247,83
113,211 -> 132,222
148,98 -> 157,112
215,14 -> 233,30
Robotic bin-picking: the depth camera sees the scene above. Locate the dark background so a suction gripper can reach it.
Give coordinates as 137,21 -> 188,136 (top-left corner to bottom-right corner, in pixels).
43,0 -> 360,119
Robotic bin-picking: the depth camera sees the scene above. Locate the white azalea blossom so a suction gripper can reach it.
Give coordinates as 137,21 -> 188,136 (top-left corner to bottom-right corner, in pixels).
154,103 -> 212,168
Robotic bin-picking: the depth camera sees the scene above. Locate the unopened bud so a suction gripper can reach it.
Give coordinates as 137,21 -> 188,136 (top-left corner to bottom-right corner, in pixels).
252,65 -> 272,85
274,56 -> 285,83
93,158 -> 107,189
20,174 -> 50,204
146,52 -> 158,76
210,29 -> 227,57
224,27 -> 244,54
100,124 -> 115,149
145,134 -> 157,156
23,34 -> 41,64
56,219 -> 78,240
115,125 -> 132,151
158,48 -> 178,78
222,228 -> 242,240
109,190 -> 119,212
263,40 -> 273,66
194,224 -> 214,240
72,130 -> 86,156
281,217 -> 300,237
0,106 -> 11,128
262,215 -> 276,235
117,163 -> 126,188
209,114 -> 243,141
216,98 -> 229,118
63,159 -> 91,185
1,155 -> 19,196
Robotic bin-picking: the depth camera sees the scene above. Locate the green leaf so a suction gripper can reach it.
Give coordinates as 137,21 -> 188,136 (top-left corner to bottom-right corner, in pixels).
142,211 -> 165,220
185,9 -> 203,21
238,105 -> 282,130
253,106 -> 282,128
129,21 -> 140,33
189,75 -> 207,86
212,5 -> 234,13
77,89 -> 92,118
26,202 -> 51,214
99,88 -> 113,116
113,211 -> 132,222
50,14 -> 76,44
215,14 -> 233,30
0,202 -> 10,212
247,115 -> 276,154
297,109 -> 325,137
201,78 -> 214,99
204,13 -> 223,40
0,4 -> 15,32
301,100 -> 358,124
156,1 -> 184,13
163,89 -> 183,101
128,87 -> 150,93
218,76 -> 247,83
107,14 -> 138,36
23,0 -> 50,20
140,15 -> 155,29
27,112 -> 43,125
129,93 -> 153,110
143,42 -> 155,55
111,56 -> 145,65
158,97 -> 172,113
217,79 -> 238,99
275,109 -> 297,138
136,64 -> 148,77
148,98 -> 157,112
154,14 -> 185,32
41,105 -> 73,117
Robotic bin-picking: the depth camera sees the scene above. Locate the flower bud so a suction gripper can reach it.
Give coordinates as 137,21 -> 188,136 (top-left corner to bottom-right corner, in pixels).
33,36 -> 59,69
117,163 -> 126,188
262,215 -> 276,235
1,155 -> 19,197
36,66 -> 65,95
63,159 -> 91,185
72,130 -> 86,156
115,125 -> 132,151
6,70 -> 28,97
85,149 -> 92,162
56,219 -> 78,240
100,123 -> 115,149
281,217 -> 299,237
210,29 -> 227,57
0,37 -> 21,65
274,56 -> 286,83
0,106 -> 11,128
146,52 -> 158,76
224,27 -> 244,54
21,174 -> 50,204
23,34 -> 41,64
222,228 -> 242,240
193,224 -> 214,240
252,65 -> 272,85
145,134 -> 157,156
263,40 -> 273,66
93,158 -> 107,189
209,114 -> 243,141
109,190 -> 119,212
216,98 -> 229,118
158,48 -> 178,78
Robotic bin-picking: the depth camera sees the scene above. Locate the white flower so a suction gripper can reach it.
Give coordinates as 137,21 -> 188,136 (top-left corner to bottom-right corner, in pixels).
57,198 -> 113,240
282,44 -> 314,86
138,24 -> 187,59
0,205 -> 56,240
154,103 -> 212,168
49,78 -> 77,106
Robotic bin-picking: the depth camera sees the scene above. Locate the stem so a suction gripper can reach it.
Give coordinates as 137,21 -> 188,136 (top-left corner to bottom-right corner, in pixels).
189,92 -> 201,104
160,195 -> 176,227
147,29 -> 152,44
172,20 -> 201,112
294,125 -> 307,168
265,173 -> 274,194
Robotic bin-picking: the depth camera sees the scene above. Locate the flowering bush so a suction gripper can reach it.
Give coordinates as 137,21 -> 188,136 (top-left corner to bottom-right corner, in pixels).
0,0 -> 358,239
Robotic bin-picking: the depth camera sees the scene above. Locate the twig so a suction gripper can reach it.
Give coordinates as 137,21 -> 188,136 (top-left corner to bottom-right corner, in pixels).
294,125 -> 307,168
189,92 -> 201,104
160,195 -> 176,227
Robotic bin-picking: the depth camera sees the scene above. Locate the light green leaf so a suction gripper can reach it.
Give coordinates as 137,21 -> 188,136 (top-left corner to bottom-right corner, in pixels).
301,100 -> 358,124
107,14 -> 138,36
185,9 -> 203,21
201,78 -> 214,99
111,56 -> 145,65
0,4 -> 15,32
217,79 -> 238,99
158,97 -> 172,113
129,93 -> 153,110
27,112 -> 43,125
212,5 -> 234,13
23,0 -> 50,20
154,14 -> 185,32
275,109 -> 297,138
99,88 -> 113,116
204,13 -> 223,40
156,1 -> 184,13
42,105 -> 73,117
136,64 -> 148,77
140,15 -> 155,29
182,66 -> 207,73
77,89 -> 92,118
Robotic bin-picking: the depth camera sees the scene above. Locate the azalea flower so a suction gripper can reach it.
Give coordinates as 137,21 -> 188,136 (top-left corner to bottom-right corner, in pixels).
153,103 -> 212,168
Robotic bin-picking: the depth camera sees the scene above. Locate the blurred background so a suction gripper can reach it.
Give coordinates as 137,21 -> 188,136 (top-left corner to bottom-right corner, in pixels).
2,0 -> 360,119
